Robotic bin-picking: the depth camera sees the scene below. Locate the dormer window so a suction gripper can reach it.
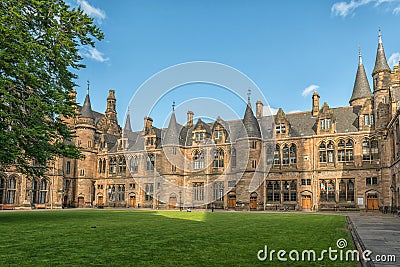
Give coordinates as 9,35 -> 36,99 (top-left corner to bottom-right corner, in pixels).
320,118 -> 331,130
214,130 -> 223,140
275,123 -> 286,134
195,132 -> 204,141
364,114 -> 374,126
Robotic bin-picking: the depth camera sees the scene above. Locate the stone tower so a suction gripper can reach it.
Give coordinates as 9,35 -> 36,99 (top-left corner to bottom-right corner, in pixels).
372,29 -> 391,130
74,83 -> 97,207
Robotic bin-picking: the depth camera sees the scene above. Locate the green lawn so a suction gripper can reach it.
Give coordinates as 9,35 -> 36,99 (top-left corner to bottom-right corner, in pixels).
0,210 -> 357,266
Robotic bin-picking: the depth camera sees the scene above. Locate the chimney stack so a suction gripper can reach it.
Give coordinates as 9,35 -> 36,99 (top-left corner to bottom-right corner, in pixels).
256,100 -> 263,119
144,116 -> 153,133
187,111 -> 194,127
312,92 -> 320,117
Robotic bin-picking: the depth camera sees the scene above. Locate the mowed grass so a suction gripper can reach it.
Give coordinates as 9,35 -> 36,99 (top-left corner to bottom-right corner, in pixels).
0,210 -> 357,267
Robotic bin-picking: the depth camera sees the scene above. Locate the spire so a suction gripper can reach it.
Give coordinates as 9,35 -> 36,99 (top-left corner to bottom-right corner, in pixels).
242,91 -> 261,138
124,108 -> 132,132
350,45 -> 372,105
80,81 -> 94,119
372,28 -> 391,76
163,103 -> 181,145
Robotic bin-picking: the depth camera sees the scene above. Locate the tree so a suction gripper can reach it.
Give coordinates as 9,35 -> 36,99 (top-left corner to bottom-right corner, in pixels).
0,0 -> 104,176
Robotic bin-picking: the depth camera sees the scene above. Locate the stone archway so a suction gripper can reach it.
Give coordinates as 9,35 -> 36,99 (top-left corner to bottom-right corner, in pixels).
129,193 -> 136,208
300,190 -> 312,210
366,190 -> 379,210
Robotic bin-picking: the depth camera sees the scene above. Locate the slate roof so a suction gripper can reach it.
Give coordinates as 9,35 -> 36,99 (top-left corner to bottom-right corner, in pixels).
80,93 -> 94,119
372,35 -> 391,76
350,55 -> 372,104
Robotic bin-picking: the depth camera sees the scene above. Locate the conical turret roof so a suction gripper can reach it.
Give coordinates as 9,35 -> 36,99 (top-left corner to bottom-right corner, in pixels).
372,29 -> 391,76
350,49 -> 372,104
80,91 -> 94,119
243,99 -> 261,138
163,110 -> 181,145
123,111 -> 132,132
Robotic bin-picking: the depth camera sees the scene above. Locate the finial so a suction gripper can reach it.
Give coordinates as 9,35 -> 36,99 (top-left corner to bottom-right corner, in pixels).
247,89 -> 251,103
87,80 -> 90,94
172,101 -> 175,111
378,27 -> 382,44
358,43 -> 362,64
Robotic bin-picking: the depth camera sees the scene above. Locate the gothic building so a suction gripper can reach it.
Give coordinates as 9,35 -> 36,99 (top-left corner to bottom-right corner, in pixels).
1,31 -> 400,211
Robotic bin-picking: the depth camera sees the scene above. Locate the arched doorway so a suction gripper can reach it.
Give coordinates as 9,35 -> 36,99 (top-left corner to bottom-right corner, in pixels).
78,196 -> 84,208
301,191 -> 312,210
250,192 -> 258,210
129,193 -> 136,208
228,192 -> 236,209
366,191 -> 379,210
169,193 -> 177,209
97,194 -> 104,206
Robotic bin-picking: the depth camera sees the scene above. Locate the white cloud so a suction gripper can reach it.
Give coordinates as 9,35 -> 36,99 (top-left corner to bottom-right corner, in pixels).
82,46 -> 109,62
388,52 -> 400,68
331,0 -> 372,17
288,110 -> 303,114
302,85 -> 319,97
394,5 -> 400,14
77,0 -> 106,20
331,0 -> 400,17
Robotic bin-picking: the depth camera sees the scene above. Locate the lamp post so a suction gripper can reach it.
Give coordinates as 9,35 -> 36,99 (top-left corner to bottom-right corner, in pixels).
179,190 -> 182,211
220,188 -> 223,209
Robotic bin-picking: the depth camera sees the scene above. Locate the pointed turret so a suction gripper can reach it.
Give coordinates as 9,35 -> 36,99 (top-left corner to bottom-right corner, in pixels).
242,90 -> 261,138
80,81 -> 94,119
372,29 -> 391,77
123,109 -> 132,132
163,102 -> 181,145
350,46 -> 372,106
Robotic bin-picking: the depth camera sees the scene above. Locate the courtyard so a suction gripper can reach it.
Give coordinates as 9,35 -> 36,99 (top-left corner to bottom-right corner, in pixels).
0,210 -> 357,266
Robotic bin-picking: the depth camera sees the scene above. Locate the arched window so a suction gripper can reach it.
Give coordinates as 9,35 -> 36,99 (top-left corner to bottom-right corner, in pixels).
213,149 -> 224,168
146,154 -> 155,171
289,144 -> 296,165
193,150 -> 204,170
274,145 -> 280,165
98,159 -> 103,173
338,140 -> 354,162
39,179 -> 47,204
130,156 -> 138,173
319,142 -> 326,163
319,141 -> 335,163
282,145 -> 289,165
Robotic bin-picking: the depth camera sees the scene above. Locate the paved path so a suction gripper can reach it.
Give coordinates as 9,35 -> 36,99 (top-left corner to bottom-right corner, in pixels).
348,212 -> 400,267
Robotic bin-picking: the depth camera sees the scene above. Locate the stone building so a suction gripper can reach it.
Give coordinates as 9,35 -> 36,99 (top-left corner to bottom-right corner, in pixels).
1,31 -> 400,211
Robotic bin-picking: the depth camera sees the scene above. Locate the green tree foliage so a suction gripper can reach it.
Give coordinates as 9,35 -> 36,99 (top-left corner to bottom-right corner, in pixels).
0,1 -> 104,176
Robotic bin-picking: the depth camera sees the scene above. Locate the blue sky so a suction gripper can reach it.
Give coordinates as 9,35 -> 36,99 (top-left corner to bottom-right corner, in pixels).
69,0 -> 400,130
